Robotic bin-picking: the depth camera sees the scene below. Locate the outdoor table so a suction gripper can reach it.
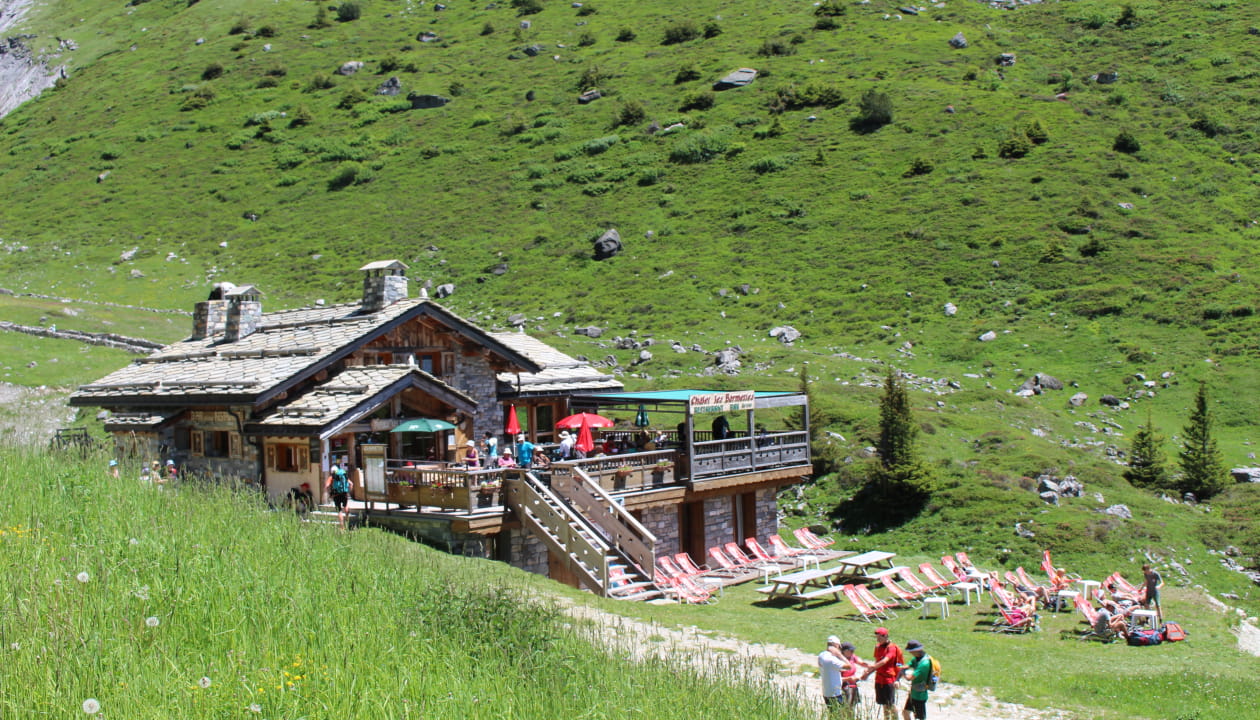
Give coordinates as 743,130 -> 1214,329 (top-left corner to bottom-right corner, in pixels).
1055,589 -> 1080,612
954,581 -> 981,606
1078,579 -> 1101,599
755,565 -> 851,608
833,550 -> 898,580
1129,609 -> 1158,629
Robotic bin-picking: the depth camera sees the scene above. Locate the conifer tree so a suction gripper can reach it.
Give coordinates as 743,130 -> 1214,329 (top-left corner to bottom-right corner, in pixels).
1177,382 -> 1229,499
1123,413 -> 1168,489
877,369 -> 917,469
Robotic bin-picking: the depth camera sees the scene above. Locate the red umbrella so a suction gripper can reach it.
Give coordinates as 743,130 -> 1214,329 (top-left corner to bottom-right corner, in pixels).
505,405 -> 521,436
574,418 -> 595,454
556,412 -> 614,430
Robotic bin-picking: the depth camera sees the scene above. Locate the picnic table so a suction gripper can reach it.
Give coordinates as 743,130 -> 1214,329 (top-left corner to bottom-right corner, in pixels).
756,565 -> 850,608
833,550 -> 897,580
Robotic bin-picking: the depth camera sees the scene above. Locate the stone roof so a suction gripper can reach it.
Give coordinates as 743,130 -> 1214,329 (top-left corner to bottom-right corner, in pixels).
103,409 -> 179,431
248,364 -> 474,436
491,332 -> 623,397
72,298 -> 541,407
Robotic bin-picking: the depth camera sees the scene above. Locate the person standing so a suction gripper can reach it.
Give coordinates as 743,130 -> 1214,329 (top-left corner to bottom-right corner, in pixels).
818,635 -> 852,713
483,431 -> 498,461
900,640 -> 932,720
165,459 -> 178,482
558,431 -> 575,460
108,459 -> 120,479
862,627 -> 904,720
839,641 -> 870,706
1141,563 -> 1164,623
515,434 -> 535,469
325,462 -> 353,531
463,440 -> 480,468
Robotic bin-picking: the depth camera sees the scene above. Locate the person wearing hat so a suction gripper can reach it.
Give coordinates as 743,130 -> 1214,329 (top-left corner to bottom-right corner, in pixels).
861,627 -> 904,720
496,446 -> 517,468
463,440 -> 480,468
515,434 -> 535,469
818,635 -> 852,712
164,459 -> 178,481
558,430 -> 575,460
838,640 -> 870,706
900,640 -> 932,720
108,459 -> 120,479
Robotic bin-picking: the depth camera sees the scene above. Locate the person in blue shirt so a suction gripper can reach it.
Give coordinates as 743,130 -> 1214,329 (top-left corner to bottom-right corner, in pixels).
515,435 -> 535,468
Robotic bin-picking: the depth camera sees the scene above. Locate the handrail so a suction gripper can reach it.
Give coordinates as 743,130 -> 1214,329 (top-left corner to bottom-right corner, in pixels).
506,471 -> 610,593
554,467 -> 656,580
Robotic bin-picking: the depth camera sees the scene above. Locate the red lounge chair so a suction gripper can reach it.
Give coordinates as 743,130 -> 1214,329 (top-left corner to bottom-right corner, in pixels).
899,568 -> 941,596
746,537 -> 800,568
1015,566 -> 1048,593
656,555 -> 688,583
955,551 -> 983,576
918,563 -> 959,591
992,604 -> 1037,633
1041,550 -> 1081,583
725,542 -> 785,572
842,584 -> 892,622
767,534 -> 808,558
854,583 -> 900,619
990,575 -> 1018,610
1074,595 -> 1099,626
794,527 -> 835,549
880,574 -> 925,609
674,552 -> 708,576
941,555 -> 970,583
708,546 -> 757,577
663,574 -> 716,605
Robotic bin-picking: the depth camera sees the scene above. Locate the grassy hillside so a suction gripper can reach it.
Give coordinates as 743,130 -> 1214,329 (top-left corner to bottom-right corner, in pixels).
2,0 -> 1258,619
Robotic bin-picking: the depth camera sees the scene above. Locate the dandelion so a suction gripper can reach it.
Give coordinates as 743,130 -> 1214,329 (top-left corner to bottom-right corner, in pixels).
76,572 -> 90,583
82,698 -> 100,714
249,704 -> 262,713
199,676 -> 212,689
145,616 -> 160,628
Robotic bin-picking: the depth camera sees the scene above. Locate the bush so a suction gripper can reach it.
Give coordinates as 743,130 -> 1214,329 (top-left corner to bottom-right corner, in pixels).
997,129 -> 1033,158
1190,111 -> 1227,137
328,162 -> 373,190
337,88 -> 367,109
851,89 -> 892,131
757,39 -> 796,57
336,2 -> 361,22
256,77 -> 278,89
679,91 -> 714,112
289,106 -> 313,127
749,154 -> 796,174
256,25 -> 277,38
615,27 -> 636,42
228,18 -> 249,35
264,66 -> 287,77
638,168 -> 663,186
1024,118 -> 1049,144
904,156 -> 934,177
814,16 -> 839,30
201,63 -> 224,81
581,135 -> 620,155
1114,129 -> 1141,153
771,82 -> 844,111
512,0 -> 543,16
576,4 -> 597,16
305,74 -> 336,92
379,56 -> 400,73
245,110 -> 285,127
179,88 -> 215,111
674,65 -> 702,84
578,32 -> 596,47
577,65 -> 607,91
668,131 -> 730,163
703,22 -> 722,38
100,147 -> 123,161
815,0 -> 847,16
662,21 -> 700,45
480,22 -> 494,36
311,5 -> 330,28
614,101 -> 646,127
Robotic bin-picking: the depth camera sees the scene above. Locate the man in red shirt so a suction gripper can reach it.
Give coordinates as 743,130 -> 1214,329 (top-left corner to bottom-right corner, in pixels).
861,626 -> 905,720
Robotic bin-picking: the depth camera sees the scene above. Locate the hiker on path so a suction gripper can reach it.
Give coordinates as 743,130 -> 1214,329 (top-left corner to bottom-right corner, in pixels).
861,626 -> 904,720
818,635 -> 852,713
325,462 -> 353,530
838,640 -> 870,706
1142,563 -> 1164,623
900,640 -> 932,720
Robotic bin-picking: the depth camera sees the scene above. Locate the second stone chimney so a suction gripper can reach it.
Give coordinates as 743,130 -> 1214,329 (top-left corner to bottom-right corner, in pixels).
191,282 -> 235,340
223,285 -> 263,343
360,260 -> 409,312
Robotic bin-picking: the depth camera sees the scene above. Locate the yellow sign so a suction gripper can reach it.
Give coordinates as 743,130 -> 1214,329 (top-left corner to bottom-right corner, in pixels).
689,391 -> 755,414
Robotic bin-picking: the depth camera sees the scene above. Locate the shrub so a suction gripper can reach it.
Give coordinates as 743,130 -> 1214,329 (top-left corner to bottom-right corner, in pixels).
814,16 -> 839,30
1024,118 -> 1049,144
336,2 -> 361,22
752,118 -> 784,139
581,135 -> 620,155
703,22 -> 722,38
264,66 -> 288,77
757,39 -> 796,57
679,91 -> 714,112
311,5 -> 330,28
997,129 -> 1032,158
1190,111 -> 1227,137
578,32 -> 596,47
289,106 -> 313,127
662,21 -> 700,45
480,22 -> 494,35
100,147 -> 122,161
256,25 -> 277,38
328,162 -> 372,190
668,131 -> 730,163
179,88 -> 215,111
228,17 -> 249,35
448,81 -> 466,97
501,112 -> 529,136
851,89 -> 892,131
771,82 -> 844,111
576,4 -> 597,16
379,56 -> 400,73
749,154 -> 796,174
815,0 -> 847,16
904,156 -> 934,177
305,74 -> 336,92
615,27 -> 635,42
512,0 -> 543,16
1114,129 -> 1141,153
201,63 -> 224,81
245,110 -> 285,127
337,88 -> 367,109
674,65 -> 702,84
614,101 -> 646,127
577,65 -> 607,91
638,168 -> 663,186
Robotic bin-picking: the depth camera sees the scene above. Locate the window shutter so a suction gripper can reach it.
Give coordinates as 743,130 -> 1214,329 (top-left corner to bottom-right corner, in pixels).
229,433 -> 242,459
191,431 -> 204,457
298,446 -> 309,469
266,445 -> 276,469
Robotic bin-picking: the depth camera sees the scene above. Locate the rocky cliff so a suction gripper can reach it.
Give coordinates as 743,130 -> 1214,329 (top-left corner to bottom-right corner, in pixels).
0,0 -> 61,119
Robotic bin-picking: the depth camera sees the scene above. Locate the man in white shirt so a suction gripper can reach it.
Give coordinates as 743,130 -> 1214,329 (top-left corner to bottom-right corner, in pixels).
818,635 -> 852,713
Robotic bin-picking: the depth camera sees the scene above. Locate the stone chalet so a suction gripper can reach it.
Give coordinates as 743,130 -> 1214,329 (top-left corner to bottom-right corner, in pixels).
71,261 -> 813,599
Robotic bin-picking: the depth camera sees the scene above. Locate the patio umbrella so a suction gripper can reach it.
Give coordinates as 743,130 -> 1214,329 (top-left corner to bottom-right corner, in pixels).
633,404 -> 650,427
505,404 -> 521,436
556,412 -> 614,429
390,418 -> 456,433
574,417 -> 595,454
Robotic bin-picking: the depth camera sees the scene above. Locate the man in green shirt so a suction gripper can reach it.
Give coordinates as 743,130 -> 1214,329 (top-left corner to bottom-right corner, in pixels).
901,640 -> 932,720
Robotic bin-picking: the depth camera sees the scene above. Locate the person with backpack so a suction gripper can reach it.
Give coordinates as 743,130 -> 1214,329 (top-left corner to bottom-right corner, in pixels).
325,462 -> 353,531
900,640 -> 934,720
861,627 -> 904,720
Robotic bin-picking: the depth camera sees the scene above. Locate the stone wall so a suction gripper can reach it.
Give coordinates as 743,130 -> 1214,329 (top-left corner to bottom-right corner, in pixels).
362,274 -> 409,312
224,299 -> 262,342
452,352 -> 501,443
755,487 -> 779,540
506,526 -> 551,576
704,496 -> 735,550
191,299 -> 228,340
638,504 -> 680,556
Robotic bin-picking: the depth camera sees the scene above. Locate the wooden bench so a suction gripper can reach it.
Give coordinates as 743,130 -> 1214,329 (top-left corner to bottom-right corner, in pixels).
791,585 -> 845,609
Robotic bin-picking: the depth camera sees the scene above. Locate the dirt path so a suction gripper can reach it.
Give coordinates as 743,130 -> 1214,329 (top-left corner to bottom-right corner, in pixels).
0,382 -> 75,445
562,602 -> 1077,720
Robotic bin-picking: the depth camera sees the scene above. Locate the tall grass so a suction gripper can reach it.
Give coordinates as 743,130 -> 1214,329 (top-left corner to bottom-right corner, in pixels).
0,447 -> 806,719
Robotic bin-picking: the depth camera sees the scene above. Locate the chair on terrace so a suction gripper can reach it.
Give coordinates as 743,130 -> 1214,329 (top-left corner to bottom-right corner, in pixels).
746,537 -> 804,569
842,584 -> 894,622
660,573 -> 716,605
991,604 -> 1037,633
707,546 -> 759,579
674,552 -> 710,577
768,533 -> 810,559
794,527 -> 835,549
656,555 -> 689,584
854,583 -> 900,619
940,555 -> 971,584
898,568 -> 942,596
880,574 -> 926,609
1041,550 -> 1081,587
918,563 -> 959,592
725,542 -> 786,573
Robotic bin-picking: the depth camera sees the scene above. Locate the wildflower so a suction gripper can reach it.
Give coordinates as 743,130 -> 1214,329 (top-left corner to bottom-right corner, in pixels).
129,538 -> 139,545
249,704 -> 262,713
145,616 -> 160,628
199,676 -> 212,689
82,698 -> 100,714
10,642 -> 19,650
76,572 -> 90,583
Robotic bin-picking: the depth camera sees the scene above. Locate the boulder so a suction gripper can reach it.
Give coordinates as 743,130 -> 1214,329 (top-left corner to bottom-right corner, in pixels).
638,349 -> 653,363
997,53 -> 1016,66
769,326 -> 801,344
1015,522 -> 1035,539
578,89 -> 602,104
434,283 -> 455,298
978,330 -> 997,342
1103,504 -> 1132,519
714,348 -> 741,373
1099,395 -> 1122,406
943,302 -> 957,316
408,94 -> 450,109
120,246 -> 139,262
1069,392 -> 1088,407
522,44 -> 545,57
1037,475 -> 1060,494
1058,476 -> 1084,497
378,77 -> 403,96
575,326 -> 603,338
519,20 -> 531,29
949,32 -> 967,49
1230,467 -> 1260,483
488,263 -> 509,276
507,313 -> 526,326
714,67 -> 758,90
592,228 -> 621,260
417,31 -> 440,43
337,61 -> 364,76
1034,373 -> 1064,390
1039,491 -> 1059,505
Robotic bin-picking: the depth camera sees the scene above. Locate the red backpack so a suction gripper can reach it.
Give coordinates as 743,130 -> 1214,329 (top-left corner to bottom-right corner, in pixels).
1162,622 -> 1187,642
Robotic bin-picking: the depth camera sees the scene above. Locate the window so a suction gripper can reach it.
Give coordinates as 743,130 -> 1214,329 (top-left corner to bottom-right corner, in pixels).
174,427 -> 191,451
204,431 -> 230,458
269,443 -> 308,472
416,352 -> 441,375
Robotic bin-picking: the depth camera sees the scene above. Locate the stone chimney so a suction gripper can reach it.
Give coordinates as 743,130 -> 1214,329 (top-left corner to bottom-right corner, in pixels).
360,260 -> 409,312
223,285 -> 263,343
191,282 -> 235,340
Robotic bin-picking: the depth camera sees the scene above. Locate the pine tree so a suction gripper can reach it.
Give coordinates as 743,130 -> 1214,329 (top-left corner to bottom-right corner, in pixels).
877,369 -> 917,469
1123,413 -> 1168,488
1177,382 -> 1229,499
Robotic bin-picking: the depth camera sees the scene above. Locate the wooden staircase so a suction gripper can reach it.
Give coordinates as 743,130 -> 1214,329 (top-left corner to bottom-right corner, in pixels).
506,470 -> 662,601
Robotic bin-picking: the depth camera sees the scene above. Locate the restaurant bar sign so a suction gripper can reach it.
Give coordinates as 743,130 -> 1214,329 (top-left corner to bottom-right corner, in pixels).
689,390 -> 755,414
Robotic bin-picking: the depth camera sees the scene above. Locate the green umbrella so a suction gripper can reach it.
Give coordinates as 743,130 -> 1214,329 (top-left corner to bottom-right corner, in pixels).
634,404 -> 650,427
390,418 -> 457,433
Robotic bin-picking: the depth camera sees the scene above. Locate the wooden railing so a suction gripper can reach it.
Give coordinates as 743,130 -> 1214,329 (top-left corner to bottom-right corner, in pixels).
506,472 -> 608,593
551,467 -> 656,581
692,430 -> 810,479
370,461 -> 507,512
551,450 -> 678,493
